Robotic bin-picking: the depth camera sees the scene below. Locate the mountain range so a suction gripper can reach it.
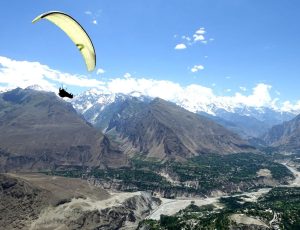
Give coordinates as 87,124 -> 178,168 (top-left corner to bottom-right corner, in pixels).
72,89 -> 295,139
0,87 -> 257,172
1,86 -> 300,172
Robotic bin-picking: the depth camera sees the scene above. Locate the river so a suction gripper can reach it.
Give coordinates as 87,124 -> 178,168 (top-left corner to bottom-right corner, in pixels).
146,163 -> 300,220
282,162 -> 300,187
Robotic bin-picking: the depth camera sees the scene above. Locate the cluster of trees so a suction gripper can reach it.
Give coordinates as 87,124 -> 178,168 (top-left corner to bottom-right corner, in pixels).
139,187 -> 300,229
44,152 -> 293,197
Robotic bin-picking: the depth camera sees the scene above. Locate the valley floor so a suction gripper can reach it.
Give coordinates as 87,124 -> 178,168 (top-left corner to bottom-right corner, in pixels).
146,162 -> 300,221
1,157 -> 299,229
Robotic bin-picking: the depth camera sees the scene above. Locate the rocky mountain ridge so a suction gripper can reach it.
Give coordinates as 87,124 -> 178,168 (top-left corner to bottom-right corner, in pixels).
72,88 -> 295,138
104,97 -> 254,160
263,114 -> 300,152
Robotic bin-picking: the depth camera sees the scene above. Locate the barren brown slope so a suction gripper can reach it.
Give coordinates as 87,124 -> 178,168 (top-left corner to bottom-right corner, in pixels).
0,173 -> 110,229
0,173 -> 159,230
107,98 -> 254,160
0,88 -> 108,171
263,113 -> 300,152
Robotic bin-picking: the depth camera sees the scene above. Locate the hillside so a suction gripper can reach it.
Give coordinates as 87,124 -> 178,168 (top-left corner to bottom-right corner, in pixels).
0,88 -> 112,171
105,97 -> 254,160
263,114 -> 300,152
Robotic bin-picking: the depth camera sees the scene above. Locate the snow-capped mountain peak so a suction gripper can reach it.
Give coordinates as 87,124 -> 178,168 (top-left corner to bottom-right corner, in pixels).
71,88 -> 297,139
25,84 -> 48,91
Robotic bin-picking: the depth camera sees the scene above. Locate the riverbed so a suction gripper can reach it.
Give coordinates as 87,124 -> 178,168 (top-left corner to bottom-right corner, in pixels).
146,163 -> 300,220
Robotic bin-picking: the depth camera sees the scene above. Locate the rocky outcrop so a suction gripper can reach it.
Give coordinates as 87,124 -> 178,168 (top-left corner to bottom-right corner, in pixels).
0,173 -> 160,230
0,174 -> 51,229
30,192 -> 160,230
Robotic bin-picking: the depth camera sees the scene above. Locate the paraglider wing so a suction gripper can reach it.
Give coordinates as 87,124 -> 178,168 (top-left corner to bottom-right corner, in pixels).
32,11 -> 96,72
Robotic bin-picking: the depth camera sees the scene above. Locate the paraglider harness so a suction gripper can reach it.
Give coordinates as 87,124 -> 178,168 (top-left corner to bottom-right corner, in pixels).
58,87 -> 73,99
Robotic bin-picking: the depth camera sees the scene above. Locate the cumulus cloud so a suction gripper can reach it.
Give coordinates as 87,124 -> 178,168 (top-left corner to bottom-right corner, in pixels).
104,76 -> 279,110
191,64 -> 204,73
193,34 -> 205,42
1,56 -> 299,114
195,27 -> 206,35
123,73 -> 132,79
193,27 -> 208,44
105,78 -> 292,113
92,20 -> 97,25
107,77 -> 183,101
281,100 -> 300,112
239,86 -> 247,91
0,56 -> 105,92
175,26 -> 213,50
230,84 -> 274,108
96,68 -> 105,75
174,43 -> 187,50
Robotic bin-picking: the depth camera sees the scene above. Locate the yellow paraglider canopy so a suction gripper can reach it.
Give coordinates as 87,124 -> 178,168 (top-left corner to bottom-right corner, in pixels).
32,11 -> 96,72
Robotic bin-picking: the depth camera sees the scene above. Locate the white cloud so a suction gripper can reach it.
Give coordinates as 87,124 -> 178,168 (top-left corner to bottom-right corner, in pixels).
84,10 -> 101,25
193,27 -> 206,42
1,56 -> 299,114
191,65 -> 204,73
230,84 -> 274,108
106,76 -> 261,106
96,68 -> 105,75
239,86 -> 247,91
105,78 -> 289,113
225,89 -> 232,92
195,27 -> 206,35
0,56 -> 105,92
193,34 -> 205,42
281,100 -> 300,112
175,26 -> 210,50
124,73 -> 132,79
182,35 -> 191,42
174,43 -> 187,50
107,78 -> 183,101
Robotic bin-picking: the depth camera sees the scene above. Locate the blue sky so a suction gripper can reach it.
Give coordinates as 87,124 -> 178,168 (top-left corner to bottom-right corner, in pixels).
1,0 -> 300,111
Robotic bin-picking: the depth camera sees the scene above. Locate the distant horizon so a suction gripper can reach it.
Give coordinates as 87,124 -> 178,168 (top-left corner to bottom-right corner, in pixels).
1,1 -> 300,112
